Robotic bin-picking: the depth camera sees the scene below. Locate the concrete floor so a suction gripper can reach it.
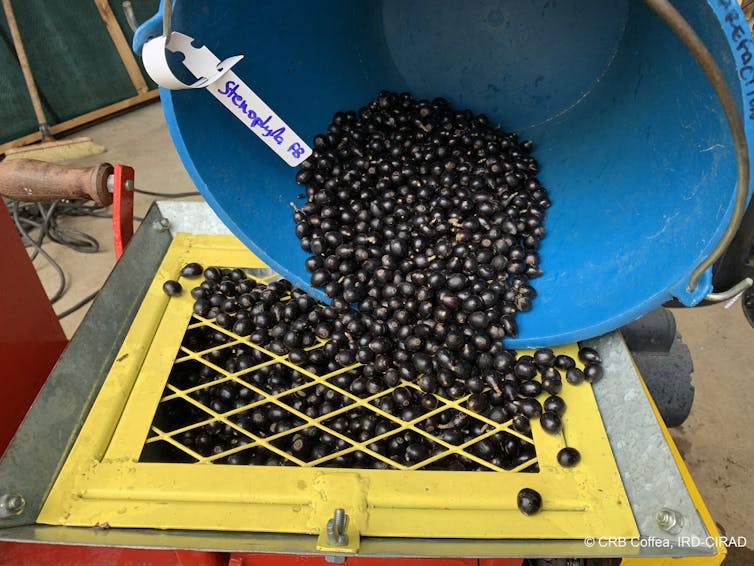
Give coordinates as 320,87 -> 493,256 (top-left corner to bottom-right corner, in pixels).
17,101 -> 754,563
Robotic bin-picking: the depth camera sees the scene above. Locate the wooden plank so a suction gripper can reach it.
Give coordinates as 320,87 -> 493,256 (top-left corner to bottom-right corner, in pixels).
0,90 -> 159,155
92,0 -> 149,94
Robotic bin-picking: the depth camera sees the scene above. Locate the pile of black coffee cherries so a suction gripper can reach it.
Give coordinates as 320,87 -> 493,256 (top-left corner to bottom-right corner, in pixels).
291,94 -> 604,404
294,91 -> 546,384
153,264 -> 602,471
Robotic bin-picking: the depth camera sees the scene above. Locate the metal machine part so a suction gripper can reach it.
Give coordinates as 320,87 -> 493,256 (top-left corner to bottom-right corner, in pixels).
37,234 -> 634,543
0,202 -> 722,561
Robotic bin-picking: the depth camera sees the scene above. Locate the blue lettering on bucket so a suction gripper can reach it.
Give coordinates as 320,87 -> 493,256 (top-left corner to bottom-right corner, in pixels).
718,0 -> 754,119
217,80 -> 286,144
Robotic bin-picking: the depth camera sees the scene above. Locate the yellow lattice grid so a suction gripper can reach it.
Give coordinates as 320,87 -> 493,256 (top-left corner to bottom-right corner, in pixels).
38,233 -> 638,545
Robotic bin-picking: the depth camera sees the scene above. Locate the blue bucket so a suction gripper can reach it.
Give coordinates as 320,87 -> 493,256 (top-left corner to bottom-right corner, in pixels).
135,0 -> 754,347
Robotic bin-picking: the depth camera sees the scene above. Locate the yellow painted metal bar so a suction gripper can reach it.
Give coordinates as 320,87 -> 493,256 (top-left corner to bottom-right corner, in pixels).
38,234 -> 638,542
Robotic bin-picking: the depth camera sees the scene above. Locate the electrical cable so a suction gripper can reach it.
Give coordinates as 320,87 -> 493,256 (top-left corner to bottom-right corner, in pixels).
56,290 -> 99,319
134,187 -> 200,197
5,184 -> 198,319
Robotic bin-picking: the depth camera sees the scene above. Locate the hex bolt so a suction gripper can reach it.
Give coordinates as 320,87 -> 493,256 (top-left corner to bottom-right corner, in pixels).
153,218 -> 170,232
656,507 -> 685,534
326,508 -> 349,546
0,493 -> 26,518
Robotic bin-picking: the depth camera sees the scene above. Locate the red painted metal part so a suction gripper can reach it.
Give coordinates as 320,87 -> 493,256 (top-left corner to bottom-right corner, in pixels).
0,546 -> 522,566
0,202 -> 67,457
0,543 -> 228,566
112,164 -> 135,260
229,555 -> 522,566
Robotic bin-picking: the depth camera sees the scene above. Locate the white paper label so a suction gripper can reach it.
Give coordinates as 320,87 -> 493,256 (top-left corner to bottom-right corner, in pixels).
142,32 -> 312,167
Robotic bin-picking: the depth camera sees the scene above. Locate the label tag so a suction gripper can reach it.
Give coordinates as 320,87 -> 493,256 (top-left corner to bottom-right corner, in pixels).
142,32 -> 312,167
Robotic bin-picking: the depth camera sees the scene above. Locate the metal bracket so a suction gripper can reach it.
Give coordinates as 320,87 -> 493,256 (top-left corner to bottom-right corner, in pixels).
112,164 -> 135,260
316,507 -> 360,558
313,473 -> 364,555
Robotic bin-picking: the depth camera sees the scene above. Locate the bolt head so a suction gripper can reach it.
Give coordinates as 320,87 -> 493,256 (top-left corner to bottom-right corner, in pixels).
0,494 -> 25,517
656,507 -> 684,534
7,495 -> 23,511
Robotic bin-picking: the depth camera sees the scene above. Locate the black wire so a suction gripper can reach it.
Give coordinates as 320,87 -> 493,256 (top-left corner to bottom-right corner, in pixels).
5,184 -> 198,319
56,290 -> 99,319
134,187 -> 200,197
10,200 -> 66,304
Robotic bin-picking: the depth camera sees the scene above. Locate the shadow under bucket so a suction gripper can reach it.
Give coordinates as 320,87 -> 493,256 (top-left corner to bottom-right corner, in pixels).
135,0 -> 754,347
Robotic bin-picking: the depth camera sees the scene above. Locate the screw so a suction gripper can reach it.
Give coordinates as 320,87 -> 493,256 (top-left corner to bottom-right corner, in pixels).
326,508 -> 348,546
0,494 -> 25,518
153,218 -> 170,232
656,508 -> 685,534
124,180 -> 134,192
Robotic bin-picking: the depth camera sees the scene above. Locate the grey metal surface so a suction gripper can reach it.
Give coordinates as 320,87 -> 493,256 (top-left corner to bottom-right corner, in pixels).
586,332 -> 713,555
157,201 -> 232,236
0,204 -> 173,528
0,524 -> 694,558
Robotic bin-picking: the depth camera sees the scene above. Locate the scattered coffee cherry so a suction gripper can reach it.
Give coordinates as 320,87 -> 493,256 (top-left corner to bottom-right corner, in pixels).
180,262 -> 204,277
517,487 -> 543,515
163,280 -> 182,296
539,411 -> 562,434
557,447 -> 581,467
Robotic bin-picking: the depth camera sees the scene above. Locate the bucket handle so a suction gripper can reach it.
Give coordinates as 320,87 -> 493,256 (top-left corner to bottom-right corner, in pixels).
646,0 -> 752,303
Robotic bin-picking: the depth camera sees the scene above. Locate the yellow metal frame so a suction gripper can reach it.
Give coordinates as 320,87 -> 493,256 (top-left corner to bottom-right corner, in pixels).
39,233 -> 638,546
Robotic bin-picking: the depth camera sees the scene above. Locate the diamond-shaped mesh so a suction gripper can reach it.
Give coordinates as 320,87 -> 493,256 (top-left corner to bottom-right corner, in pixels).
140,269 -> 542,472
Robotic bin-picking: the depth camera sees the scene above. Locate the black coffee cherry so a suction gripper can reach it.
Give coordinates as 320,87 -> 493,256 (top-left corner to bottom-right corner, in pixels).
578,346 -> 602,364
203,266 -> 221,281
405,443 -> 429,463
541,377 -> 562,395
554,354 -> 575,370
543,396 -> 566,416
584,362 -> 604,383
518,380 -> 541,398
565,367 -> 585,385
466,393 -> 489,414
517,488 -> 542,516
514,360 -> 538,380
467,311 -> 490,329
163,280 -> 182,296
192,299 -> 209,316
557,447 -> 581,467
310,268 -> 331,287
180,262 -> 203,277
512,414 -> 530,433
533,348 -> 555,367
517,397 -> 542,419
493,351 -> 515,372
539,411 -> 562,434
